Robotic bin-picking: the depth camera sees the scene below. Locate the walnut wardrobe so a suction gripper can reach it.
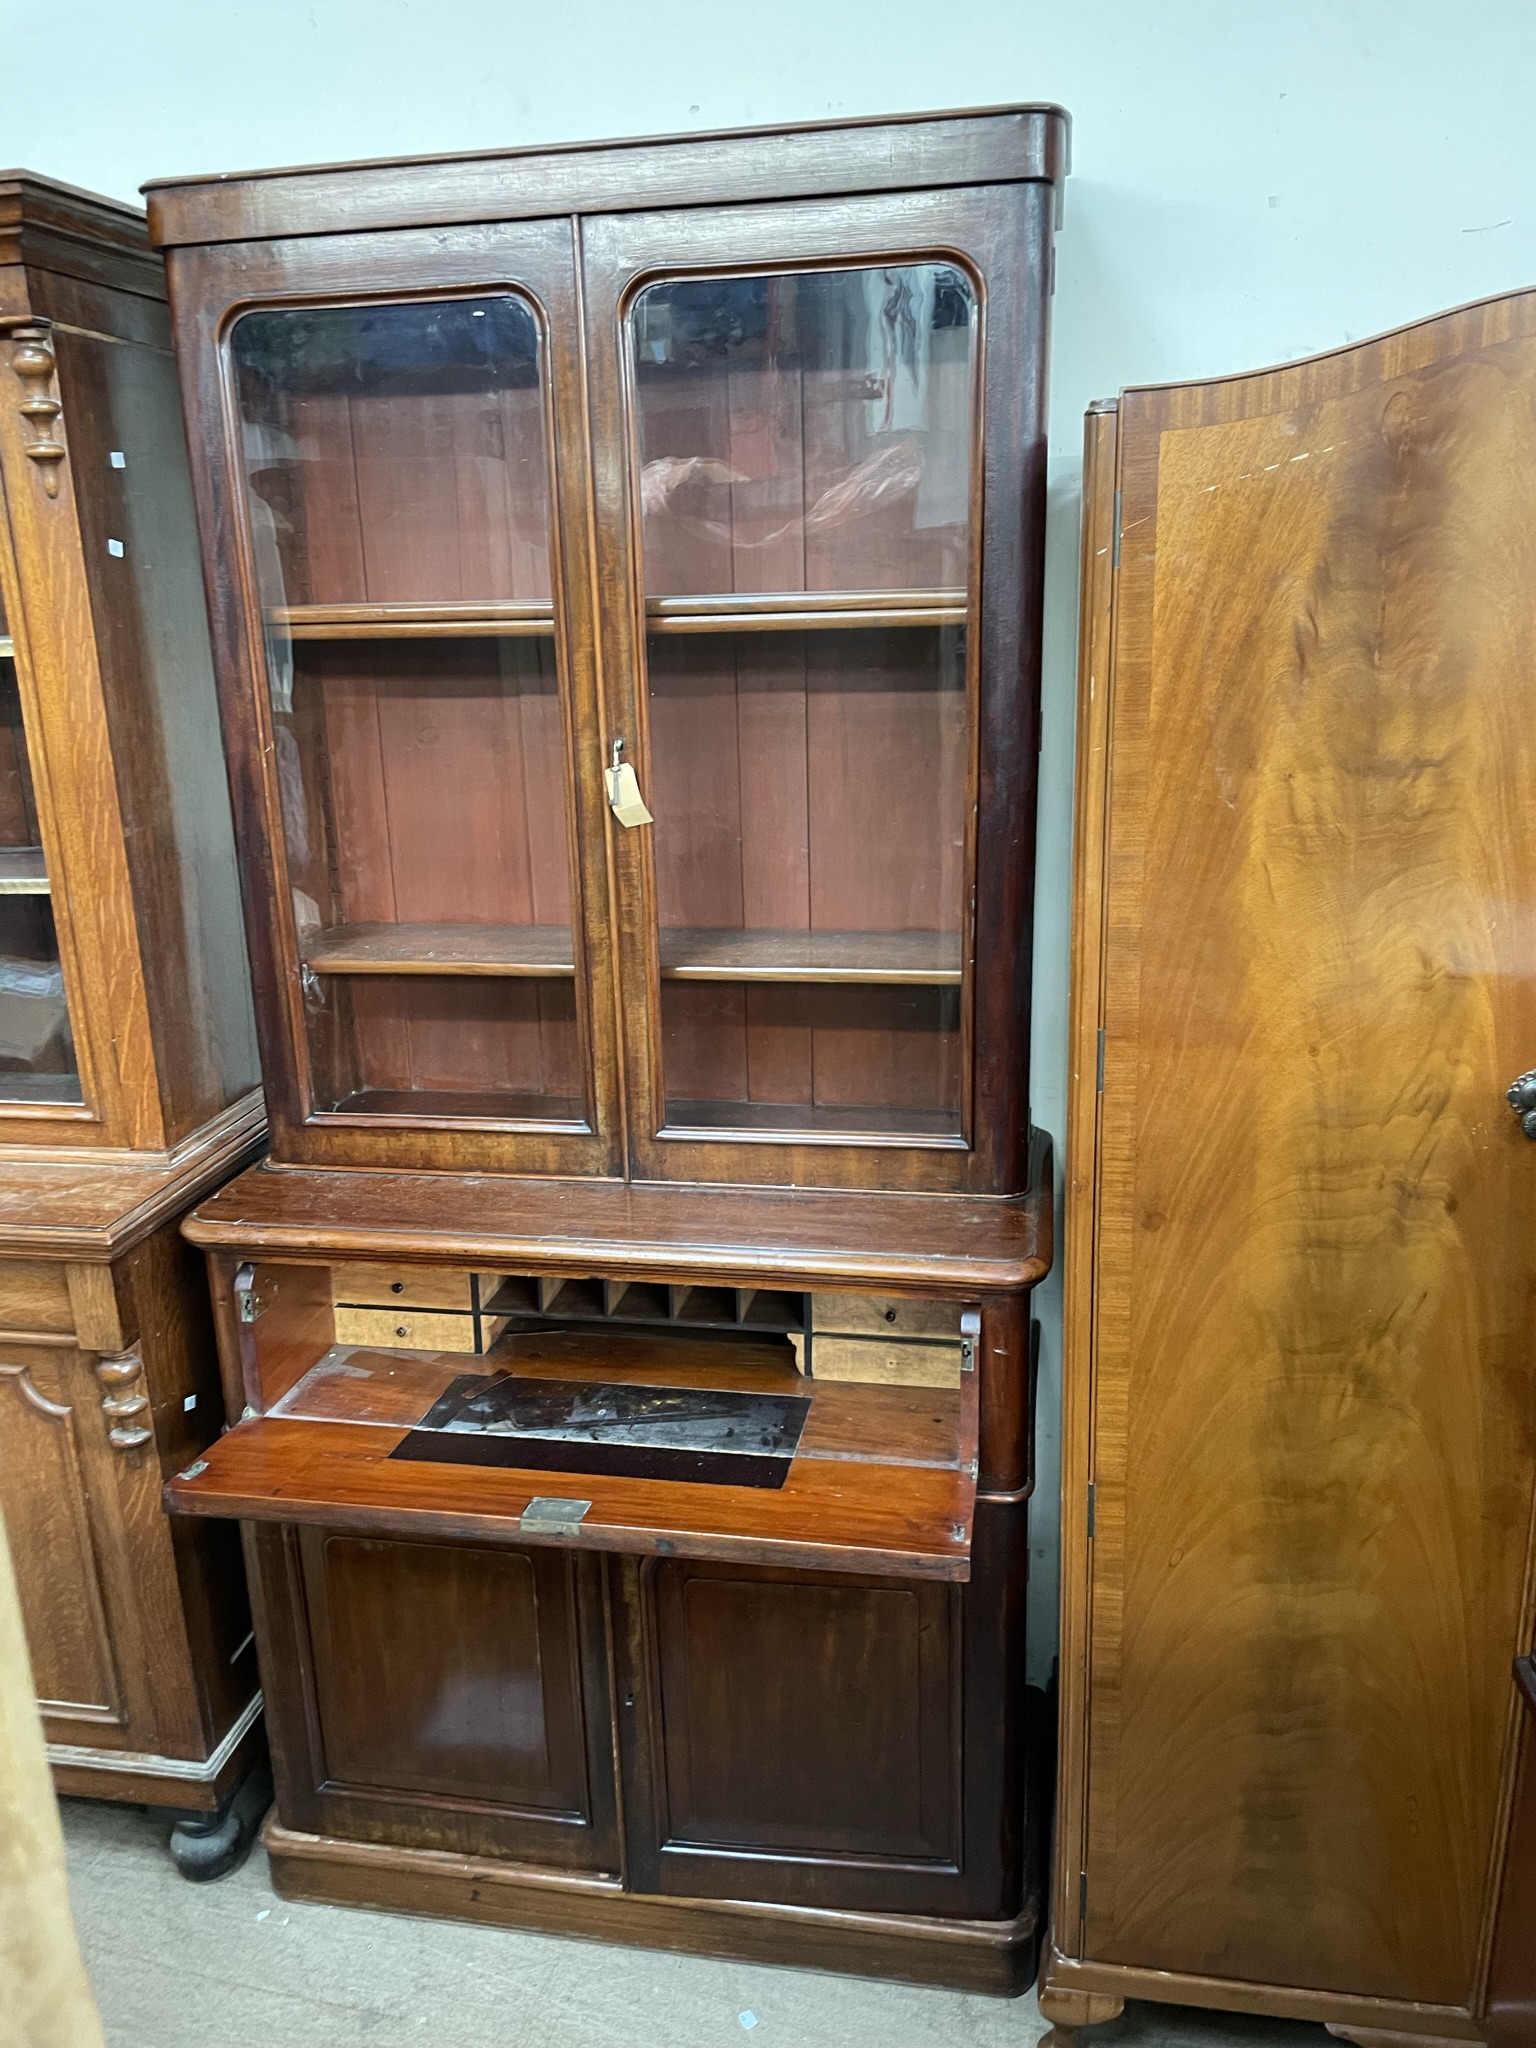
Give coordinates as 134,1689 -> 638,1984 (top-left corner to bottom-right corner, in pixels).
0,172 -> 264,1868
1049,294 -> 1536,2045
147,107 -> 1067,1984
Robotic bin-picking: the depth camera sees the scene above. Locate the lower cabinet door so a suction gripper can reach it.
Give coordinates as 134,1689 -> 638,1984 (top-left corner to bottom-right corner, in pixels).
614,1510 -> 1027,1917
0,1336 -> 205,1760
252,1524 -> 619,1870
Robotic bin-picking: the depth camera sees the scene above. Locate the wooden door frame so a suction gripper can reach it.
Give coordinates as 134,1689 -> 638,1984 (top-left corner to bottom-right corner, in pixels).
163,223 -> 623,1178
579,184 -> 1054,1194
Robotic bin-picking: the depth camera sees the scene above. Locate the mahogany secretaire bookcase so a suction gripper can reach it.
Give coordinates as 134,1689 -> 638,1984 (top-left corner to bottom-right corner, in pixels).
1047,296 -> 1536,2048
146,106 -> 1066,1983
0,173 -> 264,1864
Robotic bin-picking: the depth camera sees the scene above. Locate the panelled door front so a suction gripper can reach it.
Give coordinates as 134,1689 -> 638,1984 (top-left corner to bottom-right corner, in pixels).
187,219 -> 621,1175
580,186 -> 1053,1195
1070,293 -> 1536,2006
0,1334 -> 198,1757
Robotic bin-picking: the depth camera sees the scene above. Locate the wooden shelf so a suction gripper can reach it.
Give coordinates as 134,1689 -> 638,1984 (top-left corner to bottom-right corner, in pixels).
303,921 -> 574,977
268,602 -> 556,641
665,1099 -> 963,1143
321,1088 -> 587,1129
658,927 -> 961,984
0,848 -> 49,896
645,589 -> 968,634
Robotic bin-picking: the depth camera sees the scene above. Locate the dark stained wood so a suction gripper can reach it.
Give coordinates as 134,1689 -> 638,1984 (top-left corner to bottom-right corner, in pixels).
622,1557 -> 961,1894
183,1136 -> 1052,1294
583,183 -> 1052,1192
616,1496 -> 1029,1918
302,1531 -> 591,1812
160,113 -> 1058,1959
247,1521 -> 620,1868
144,107 -> 1069,248
1051,292 -> 1536,2037
164,1406 -> 978,1581
163,220 -> 622,1179
0,172 -> 162,304
264,1814 -> 1042,1991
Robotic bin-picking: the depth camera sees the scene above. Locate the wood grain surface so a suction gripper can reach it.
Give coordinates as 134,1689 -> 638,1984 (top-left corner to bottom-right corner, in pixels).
181,1136 -> 1052,1294
164,1411 -> 977,1581
1059,291 -> 1536,2016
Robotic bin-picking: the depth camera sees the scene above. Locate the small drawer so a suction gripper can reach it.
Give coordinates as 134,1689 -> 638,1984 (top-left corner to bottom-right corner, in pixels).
810,1293 -> 962,1340
811,1336 -> 962,1388
0,1259 -> 74,1335
332,1305 -> 501,1354
330,1265 -> 503,1313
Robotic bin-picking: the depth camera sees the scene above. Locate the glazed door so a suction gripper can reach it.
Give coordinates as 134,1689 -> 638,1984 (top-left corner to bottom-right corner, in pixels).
0,598 -> 81,1106
1063,295 -> 1536,2008
197,221 -> 619,1173
582,187 -> 1052,1193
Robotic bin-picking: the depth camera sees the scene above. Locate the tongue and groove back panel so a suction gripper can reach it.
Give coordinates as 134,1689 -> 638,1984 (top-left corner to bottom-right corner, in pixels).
1056,293 -> 1536,2024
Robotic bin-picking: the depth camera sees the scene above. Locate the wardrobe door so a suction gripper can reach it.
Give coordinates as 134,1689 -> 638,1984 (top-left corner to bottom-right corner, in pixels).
1062,294 -> 1536,2009
582,184 -> 1053,1195
169,222 -> 620,1174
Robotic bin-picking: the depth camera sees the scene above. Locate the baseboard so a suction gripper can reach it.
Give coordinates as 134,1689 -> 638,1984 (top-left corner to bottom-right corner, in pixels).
49,1693 -> 264,1812
265,1819 -> 1043,1994
1040,1940 -> 1482,2042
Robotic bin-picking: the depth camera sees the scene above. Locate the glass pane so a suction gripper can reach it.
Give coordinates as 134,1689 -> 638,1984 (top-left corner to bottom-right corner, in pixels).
634,265 -> 974,596
0,617 -> 81,1105
231,296 -> 585,1127
631,266 -> 975,1142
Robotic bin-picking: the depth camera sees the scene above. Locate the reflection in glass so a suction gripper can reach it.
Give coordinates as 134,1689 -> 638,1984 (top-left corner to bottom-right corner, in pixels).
0,642 -> 79,1103
634,265 -> 975,596
230,297 -> 584,1125
631,267 -> 976,1141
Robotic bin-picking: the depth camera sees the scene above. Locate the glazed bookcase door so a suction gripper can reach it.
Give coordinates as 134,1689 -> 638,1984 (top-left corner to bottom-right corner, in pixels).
0,591 -> 82,1105
583,188 -> 1051,1192
190,222 -> 619,1173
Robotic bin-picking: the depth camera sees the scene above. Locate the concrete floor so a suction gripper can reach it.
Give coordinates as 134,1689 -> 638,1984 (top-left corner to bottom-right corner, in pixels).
62,1797 -> 1329,2048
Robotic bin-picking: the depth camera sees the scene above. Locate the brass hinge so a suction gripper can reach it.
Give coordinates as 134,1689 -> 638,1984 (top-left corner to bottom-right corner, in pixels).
1087,1481 -> 1096,1539
234,1262 -> 275,1326
959,1308 -> 979,1373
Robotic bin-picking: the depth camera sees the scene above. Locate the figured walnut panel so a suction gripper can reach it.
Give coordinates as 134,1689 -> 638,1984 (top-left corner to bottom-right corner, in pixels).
1078,292 -> 1536,2006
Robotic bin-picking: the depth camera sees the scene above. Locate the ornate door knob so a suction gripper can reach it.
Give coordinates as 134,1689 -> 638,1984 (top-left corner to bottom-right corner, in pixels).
1508,1071 -> 1536,1137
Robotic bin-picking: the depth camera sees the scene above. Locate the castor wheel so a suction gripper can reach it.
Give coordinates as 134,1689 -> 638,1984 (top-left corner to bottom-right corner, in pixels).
165,1757 -> 272,1881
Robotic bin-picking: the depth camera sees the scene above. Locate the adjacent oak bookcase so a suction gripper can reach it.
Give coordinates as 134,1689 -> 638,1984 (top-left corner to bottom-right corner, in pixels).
149,106 -> 1066,1982
0,173 -> 264,1863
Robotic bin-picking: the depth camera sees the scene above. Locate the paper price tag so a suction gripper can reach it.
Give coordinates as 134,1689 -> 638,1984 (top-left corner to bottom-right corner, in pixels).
606,760 -> 654,827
